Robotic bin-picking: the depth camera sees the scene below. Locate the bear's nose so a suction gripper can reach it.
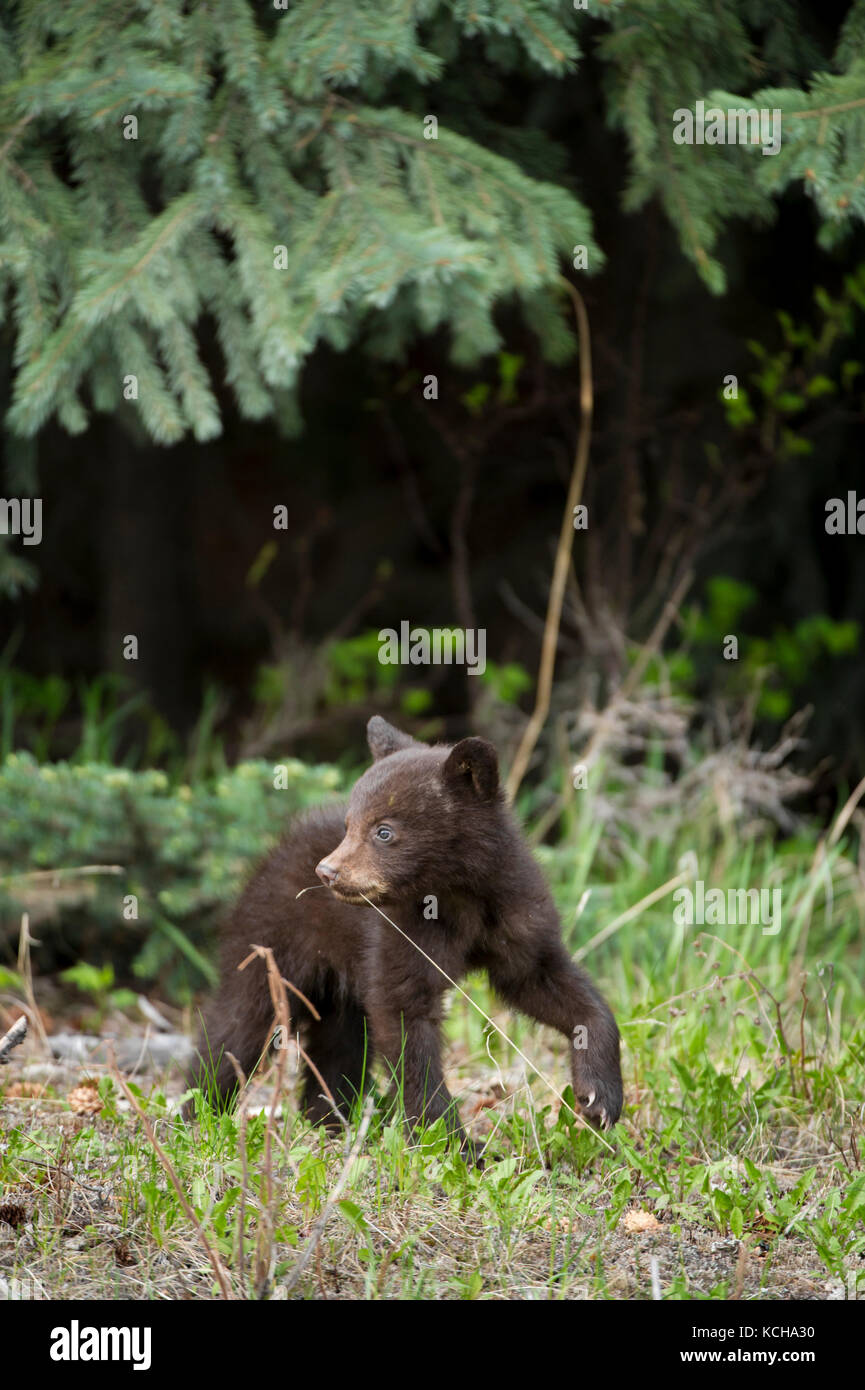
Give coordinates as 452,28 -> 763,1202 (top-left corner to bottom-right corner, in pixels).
316,860 -> 339,887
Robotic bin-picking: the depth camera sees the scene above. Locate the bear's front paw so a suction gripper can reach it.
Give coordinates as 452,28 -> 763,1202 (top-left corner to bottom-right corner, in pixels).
573,1066 -> 623,1133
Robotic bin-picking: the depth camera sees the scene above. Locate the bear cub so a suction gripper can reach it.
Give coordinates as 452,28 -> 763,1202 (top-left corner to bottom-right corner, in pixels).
193,716 -> 623,1156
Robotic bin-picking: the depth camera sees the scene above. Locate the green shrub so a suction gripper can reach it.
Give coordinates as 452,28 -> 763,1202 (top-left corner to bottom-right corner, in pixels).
0,753 -> 347,1001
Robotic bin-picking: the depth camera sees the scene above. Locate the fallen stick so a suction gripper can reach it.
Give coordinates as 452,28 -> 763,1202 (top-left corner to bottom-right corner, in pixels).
0,1015 -> 27,1064
0,864 -> 123,886
47,1032 -> 195,1069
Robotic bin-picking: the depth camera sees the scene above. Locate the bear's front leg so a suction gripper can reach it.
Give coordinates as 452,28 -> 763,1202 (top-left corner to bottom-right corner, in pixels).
488,943 -> 623,1131
363,927 -> 483,1162
368,1004 -> 480,1158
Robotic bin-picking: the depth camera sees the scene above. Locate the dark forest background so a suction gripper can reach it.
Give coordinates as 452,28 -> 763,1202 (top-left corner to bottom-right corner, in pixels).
2,1 -> 864,812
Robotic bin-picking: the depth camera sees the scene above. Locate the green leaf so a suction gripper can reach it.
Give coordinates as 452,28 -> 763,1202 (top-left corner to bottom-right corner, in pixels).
337,1199 -> 368,1235
805,375 -> 836,398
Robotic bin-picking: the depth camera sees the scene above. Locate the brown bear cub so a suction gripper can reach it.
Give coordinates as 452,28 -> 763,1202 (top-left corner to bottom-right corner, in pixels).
192,716 -> 623,1157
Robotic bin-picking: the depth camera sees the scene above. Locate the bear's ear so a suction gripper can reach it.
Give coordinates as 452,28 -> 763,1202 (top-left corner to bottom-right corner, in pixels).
442,737 -> 499,801
367,716 -> 417,761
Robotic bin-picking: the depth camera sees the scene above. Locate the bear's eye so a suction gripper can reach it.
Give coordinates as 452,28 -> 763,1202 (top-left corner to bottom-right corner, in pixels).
375,825 -> 394,843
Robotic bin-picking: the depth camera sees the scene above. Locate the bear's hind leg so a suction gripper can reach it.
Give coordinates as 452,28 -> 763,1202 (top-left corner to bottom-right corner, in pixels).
299,999 -> 371,1129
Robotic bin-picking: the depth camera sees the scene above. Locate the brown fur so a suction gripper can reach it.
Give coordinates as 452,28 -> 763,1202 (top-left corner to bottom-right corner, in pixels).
191,717 -> 623,1158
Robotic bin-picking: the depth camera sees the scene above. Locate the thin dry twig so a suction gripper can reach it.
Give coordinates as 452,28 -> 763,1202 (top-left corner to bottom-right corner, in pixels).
16,914 -> 49,1054
505,278 -> 593,802
241,946 -> 292,1296
238,949 -> 321,1021
239,939 -> 344,1125
225,1051 -> 251,1300
732,1242 -> 748,1300
239,944 -> 348,1292
827,771 -> 865,849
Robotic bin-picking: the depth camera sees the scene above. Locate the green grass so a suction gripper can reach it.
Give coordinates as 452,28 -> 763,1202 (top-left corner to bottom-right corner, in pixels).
2,781 -> 864,1300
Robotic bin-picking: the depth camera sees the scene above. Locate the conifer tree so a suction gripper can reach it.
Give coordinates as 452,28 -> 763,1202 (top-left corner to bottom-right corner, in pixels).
0,0 -> 862,448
